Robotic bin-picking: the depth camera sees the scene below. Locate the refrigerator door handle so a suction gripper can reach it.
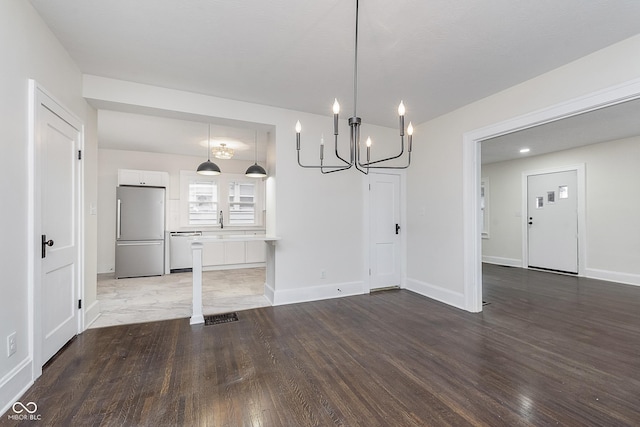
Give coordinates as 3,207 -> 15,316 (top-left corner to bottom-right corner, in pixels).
117,199 -> 122,239
116,241 -> 163,246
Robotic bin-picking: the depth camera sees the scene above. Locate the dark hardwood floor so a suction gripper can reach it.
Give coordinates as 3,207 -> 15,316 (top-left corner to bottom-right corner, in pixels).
3,264 -> 640,426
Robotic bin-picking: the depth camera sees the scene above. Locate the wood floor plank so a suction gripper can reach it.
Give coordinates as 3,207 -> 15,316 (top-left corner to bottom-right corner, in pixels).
3,264 -> 640,426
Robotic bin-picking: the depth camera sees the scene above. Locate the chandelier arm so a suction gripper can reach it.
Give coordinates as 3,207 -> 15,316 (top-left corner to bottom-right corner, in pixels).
353,152 -> 370,174
334,134 -> 352,165
361,152 -> 412,170
359,145 -> 405,166
353,129 -> 370,175
297,154 -> 351,170
297,141 -> 352,170
321,164 -> 353,174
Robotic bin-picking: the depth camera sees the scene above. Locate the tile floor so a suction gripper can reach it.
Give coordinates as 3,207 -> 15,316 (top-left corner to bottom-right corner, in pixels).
89,267 -> 269,329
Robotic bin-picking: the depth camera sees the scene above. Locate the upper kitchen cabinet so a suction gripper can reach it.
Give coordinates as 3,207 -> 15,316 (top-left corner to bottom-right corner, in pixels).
118,169 -> 169,187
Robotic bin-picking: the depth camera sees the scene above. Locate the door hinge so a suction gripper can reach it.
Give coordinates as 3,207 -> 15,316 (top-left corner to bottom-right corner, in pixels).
78,150 -> 82,160
78,299 -> 82,309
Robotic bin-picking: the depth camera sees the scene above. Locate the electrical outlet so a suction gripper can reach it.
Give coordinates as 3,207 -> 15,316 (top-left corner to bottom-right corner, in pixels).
7,332 -> 16,357
320,269 -> 326,279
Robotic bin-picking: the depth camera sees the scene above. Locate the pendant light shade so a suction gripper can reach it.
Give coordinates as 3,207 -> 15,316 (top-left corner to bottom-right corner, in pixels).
245,163 -> 267,178
197,124 -> 221,176
197,159 -> 221,175
245,130 -> 267,178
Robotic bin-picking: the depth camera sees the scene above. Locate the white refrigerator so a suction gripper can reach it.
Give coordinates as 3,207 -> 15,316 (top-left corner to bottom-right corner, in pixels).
115,186 -> 165,278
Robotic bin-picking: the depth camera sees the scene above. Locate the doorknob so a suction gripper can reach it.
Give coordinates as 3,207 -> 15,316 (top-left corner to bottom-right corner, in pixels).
41,234 -> 54,258
395,224 -> 400,235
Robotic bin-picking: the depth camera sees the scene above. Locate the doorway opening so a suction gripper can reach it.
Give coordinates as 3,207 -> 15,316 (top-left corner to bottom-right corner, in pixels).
464,77 -> 640,313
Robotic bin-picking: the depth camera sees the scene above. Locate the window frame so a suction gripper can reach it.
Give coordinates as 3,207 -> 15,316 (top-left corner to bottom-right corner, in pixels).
180,171 -> 264,228
480,178 -> 490,239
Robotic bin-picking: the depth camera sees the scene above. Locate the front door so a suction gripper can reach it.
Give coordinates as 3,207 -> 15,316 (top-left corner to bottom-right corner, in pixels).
527,170 -> 578,274
369,173 -> 402,289
36,89 -> 81,363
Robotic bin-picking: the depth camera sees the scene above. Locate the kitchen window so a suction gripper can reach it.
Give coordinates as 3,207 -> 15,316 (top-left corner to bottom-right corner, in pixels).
180,171 -> 263,227
228,181 -> 256,225
188,181 -> 218,225
481,178 -> 490,239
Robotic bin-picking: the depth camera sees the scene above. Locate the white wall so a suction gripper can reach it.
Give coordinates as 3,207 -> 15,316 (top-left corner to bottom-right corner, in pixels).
0,0 -> 96,413
482,136 -> 640,285
406,34 -> 640,309
97,148 -> 260,273
84,75 -> 400,302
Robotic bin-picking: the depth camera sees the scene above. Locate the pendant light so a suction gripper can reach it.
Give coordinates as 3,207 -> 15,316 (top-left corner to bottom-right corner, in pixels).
245,130 -> 267,178
197,124 -> 221,176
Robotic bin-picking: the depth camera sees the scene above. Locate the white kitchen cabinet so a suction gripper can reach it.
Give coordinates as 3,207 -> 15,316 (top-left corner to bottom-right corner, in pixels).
245,240 -> 266,263
118,169 -> 169,187
224,241 -> 246,265
187,229 -> 266,271
202,241 -> 224,266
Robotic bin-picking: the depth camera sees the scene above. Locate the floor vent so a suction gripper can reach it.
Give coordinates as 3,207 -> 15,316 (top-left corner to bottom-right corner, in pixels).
204,312 -> 239,326
482,301 -> 491,306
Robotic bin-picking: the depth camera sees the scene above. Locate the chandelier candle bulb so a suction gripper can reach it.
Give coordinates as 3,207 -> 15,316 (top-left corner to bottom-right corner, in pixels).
295,121 -> 301,150
333,99 -> 340,135
320,134 -> 324,160
407,122 -> 414,151
398,101 -> 405,136
366,137 -> 372,162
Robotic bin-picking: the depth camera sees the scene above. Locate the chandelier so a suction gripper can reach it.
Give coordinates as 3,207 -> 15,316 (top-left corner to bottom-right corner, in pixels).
212,143 -> 234,160
295,0 -> 413,174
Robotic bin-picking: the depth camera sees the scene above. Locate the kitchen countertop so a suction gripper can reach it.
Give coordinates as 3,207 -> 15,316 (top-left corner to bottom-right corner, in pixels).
188,234 -> 279,243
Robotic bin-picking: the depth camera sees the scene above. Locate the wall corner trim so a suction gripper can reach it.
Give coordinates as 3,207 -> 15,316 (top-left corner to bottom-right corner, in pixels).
83,300 -> 101,330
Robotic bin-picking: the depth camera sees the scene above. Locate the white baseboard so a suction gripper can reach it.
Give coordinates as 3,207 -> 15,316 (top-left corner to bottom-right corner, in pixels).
482,255 -> 522,268
203,262 -> 266,272
405,278 -> 466,311
585,268 -> 640,287
84,300 -> 101,330
272,281 -> 365,306
0,357 -> 34,417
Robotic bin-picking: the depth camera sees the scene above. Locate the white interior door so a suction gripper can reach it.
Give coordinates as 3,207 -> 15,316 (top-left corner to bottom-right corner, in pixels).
527,170 -> 578,274
37,92 -> 81,363
369,173 -> 401,289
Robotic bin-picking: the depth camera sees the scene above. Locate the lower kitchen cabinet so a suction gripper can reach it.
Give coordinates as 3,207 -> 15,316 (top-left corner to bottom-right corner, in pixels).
224,241 -> 246,264
202,241 -> 224,266
197,230 -> 266,268
246,240 -> 267,263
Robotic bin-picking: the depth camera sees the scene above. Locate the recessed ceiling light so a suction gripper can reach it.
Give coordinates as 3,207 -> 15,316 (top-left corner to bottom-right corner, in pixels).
519,148 -> 530,153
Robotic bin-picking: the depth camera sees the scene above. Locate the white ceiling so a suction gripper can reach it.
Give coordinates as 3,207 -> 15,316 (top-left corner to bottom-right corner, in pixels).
482,98 -> 640,164
29,0 -> 640,159
98,110 -> 269,160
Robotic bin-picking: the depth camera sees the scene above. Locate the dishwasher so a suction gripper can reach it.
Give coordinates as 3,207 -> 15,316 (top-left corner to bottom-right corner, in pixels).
169,231 -> 202,272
